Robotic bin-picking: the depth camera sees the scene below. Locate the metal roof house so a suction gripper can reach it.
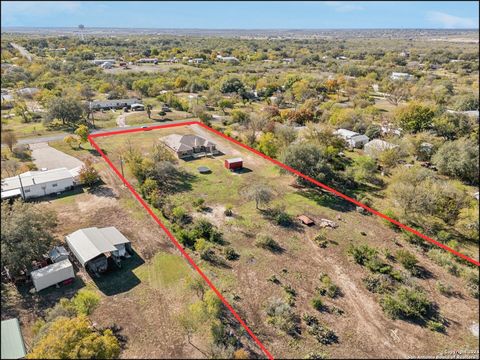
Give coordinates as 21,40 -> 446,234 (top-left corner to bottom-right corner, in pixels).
1,168 -> 75,200
162,134 -> 218,159
334,129 -> 370,149
88,98 -> 141,111
66,227 -> 131,274
364,139 -> 399,157
1,318 -> 26,359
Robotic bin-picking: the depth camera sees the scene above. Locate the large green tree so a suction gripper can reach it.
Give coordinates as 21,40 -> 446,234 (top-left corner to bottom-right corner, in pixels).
45,97 -> 85,126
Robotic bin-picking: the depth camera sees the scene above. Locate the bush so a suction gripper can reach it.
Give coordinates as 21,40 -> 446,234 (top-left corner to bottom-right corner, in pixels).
306,319 -> 338,345
275,211 -> 294,227
224,205 -> 233,216
177,229 -> 195,248
317,274 -> 340,298
223,247 -> 239,261
255,235 -> 282,252
381,287 -> 433,321
172,206 -> 191,225
365,257 -> 393,275
363,274 -> 395,294
435,281 -> 453,297
265,298 -> 300,336
311,296 -> 323,311
464,270 -> 479,299
426,320 -> 446,333
268,274 -> 280,284
71,289 -> 101,316
192,198 -> 206,211
396,250 -> 418,273
313,231 -> 328,248
283,285 -> 297,306
194,238 -> 211,252
348,244 -> 377,265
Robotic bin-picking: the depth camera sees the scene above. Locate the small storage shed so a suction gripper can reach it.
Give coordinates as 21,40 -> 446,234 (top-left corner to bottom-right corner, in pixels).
298,215 -> 315,226
49,246 -> 69,263
1,318 -> 26,359
31,259 -> 75,292
225,158 -> 243,170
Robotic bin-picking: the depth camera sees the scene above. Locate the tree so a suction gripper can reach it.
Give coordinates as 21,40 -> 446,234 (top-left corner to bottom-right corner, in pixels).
74,125 -> 89,146
64,135 -> 81,149
246,184 -> 274,210
350,156 -> 378,184
46,97 -> 84,126
27,316 -> 120,359
432,138 -> 479,185
218,99 -> 234,114
394,102 -> 435,133
1,200 -> 57,276
257,132 -> 279,158
383,80 -> 409,106
220,78 -> 245,94
1,130 -> 17,151
79,158 -> 100,187
231,109 -> 249,125
13,100 -> 32,123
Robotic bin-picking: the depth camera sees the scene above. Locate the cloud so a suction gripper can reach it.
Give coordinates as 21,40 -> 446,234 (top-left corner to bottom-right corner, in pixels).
324,1 -> 364,13
427,11 -> 477,28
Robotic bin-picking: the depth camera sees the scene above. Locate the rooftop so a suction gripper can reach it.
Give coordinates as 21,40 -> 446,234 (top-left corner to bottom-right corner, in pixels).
1,318 -> 26,359
1,168 -> 73,192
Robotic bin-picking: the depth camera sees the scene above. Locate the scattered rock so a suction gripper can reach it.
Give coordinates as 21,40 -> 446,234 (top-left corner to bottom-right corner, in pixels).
319,219 -> 338,229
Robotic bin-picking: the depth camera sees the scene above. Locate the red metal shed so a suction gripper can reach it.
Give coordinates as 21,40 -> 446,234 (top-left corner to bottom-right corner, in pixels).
225,158 -> 243,170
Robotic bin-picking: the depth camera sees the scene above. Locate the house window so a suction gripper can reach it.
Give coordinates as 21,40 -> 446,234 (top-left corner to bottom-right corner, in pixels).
24,189 -> 30,193
52,183 -> 58,187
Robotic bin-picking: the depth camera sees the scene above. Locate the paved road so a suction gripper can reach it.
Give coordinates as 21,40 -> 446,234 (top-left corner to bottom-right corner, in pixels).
15,119 -> 199,145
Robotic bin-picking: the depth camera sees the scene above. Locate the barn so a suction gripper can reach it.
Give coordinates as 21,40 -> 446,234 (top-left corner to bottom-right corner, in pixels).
225,158 -> 243,170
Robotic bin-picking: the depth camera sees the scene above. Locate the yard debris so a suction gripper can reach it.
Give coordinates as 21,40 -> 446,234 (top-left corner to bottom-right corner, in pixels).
298,215 -> 315,226
319,219 -> 338,229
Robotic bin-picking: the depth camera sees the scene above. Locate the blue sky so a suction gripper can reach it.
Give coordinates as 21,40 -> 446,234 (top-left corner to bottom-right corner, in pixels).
1,1 -> 478,29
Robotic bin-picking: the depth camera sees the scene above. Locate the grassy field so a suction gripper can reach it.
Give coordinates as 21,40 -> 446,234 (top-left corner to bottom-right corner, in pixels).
93,124 -> 479,359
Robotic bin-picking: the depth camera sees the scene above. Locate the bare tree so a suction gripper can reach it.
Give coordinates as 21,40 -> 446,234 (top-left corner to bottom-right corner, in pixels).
246,184 -> 274,210
1,130 -> 17,151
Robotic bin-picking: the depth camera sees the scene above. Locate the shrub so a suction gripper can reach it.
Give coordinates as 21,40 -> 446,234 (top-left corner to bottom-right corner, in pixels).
192,198 -> 206,210
435,281 -> 453,297
194,238 -> 211,252
223,247 -> 239,261
365,257 -> 393,275
255,235 -> 282,252
311,296 -> 323,311
71,289 -> 101,316
381,287 -> 433,321
283,285 -> 297,305
268,275 -> 280,284
305,352 -> 327,359
464,270 -> 479,299
396,250 -> 418,272
363,274 -> 395,294
383,210 -> 400,231
317,274 -> 340,298
348,244 -> 377,265
200,248 -> 217,263
426,320 -> 446,333
172,206 -> 190,225
275,211 -> 294,227
313,231 -> 328,248
224,205 -> 233,216
306,321 -> 338,345
265,298 -> 300,336
177,229 -> 195,248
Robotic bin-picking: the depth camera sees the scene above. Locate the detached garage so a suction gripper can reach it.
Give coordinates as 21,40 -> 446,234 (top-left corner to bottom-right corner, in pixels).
31,259 -> 75,292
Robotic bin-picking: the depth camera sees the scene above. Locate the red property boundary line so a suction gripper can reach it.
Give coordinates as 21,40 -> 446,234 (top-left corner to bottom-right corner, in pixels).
88,121 -> 479,358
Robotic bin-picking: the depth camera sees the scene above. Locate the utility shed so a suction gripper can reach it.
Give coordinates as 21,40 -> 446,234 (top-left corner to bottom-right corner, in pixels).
225,158 -> 243,170
31,259 -> 75,292
1,318 -> 26,359
49,246 -> 69,263
298,215 -> 315,226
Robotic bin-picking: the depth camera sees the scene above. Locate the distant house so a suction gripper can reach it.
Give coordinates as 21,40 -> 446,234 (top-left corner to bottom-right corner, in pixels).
1,168 -> 75,201
282,58 -> 295,64
91,59 -> 116,65
162,134 -> 218,159
89,98 -> 141,111
1,318 -> 26,359
334,129 -> 369,149
217,55 -> 239,63
66,226 -> 132,274
100,61 -> 114,69
390,72 -> 414,81
188,58 -> 204,64
17,87 -> 39,98
31,259 -> 75,292
364,139 -> 399,157
137,58 -> 158,64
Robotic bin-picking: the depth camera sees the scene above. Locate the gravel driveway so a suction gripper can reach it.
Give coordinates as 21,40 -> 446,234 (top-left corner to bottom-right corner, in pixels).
30,142 -> 84,170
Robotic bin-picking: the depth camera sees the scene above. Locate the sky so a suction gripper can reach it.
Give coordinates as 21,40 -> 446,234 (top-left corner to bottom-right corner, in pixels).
1,1 -> 479,29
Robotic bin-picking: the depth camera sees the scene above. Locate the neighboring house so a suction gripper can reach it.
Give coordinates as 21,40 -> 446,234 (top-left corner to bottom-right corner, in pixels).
446,109 -> 479,119
217,55 -> 239,63
1,318 -> 26,359
188,58 -> 204,64
282,58 -> 295,63
66,226 -> 132,274
88,98 -> 141,111
162,134 -> 218,158
31,259 -> 75,292
131,103 -> 145,111
137,58 -> 158,64
334,129 -> 370,149
1,168 -> 75,201
364,139 -> 399,157
100,61 -> 114,69
390,72 -> 414,81
91,59 -> 116,65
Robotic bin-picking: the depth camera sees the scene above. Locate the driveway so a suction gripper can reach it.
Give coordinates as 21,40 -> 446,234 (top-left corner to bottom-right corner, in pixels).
30,142 -> 84,170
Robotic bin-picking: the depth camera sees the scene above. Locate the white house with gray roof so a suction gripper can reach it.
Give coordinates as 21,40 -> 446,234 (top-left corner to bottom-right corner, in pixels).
1,168 -> 75,200
334,129 -> 370,149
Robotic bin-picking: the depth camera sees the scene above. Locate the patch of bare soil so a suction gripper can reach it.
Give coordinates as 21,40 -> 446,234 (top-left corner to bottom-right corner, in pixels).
192,205 -> 226,227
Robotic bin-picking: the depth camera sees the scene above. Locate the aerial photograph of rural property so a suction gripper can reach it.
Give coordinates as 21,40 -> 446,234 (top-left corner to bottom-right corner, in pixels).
1,1 -> 479,359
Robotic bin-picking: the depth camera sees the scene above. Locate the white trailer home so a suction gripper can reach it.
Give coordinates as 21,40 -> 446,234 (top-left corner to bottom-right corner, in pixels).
31,259 -> 75,292
1,168 -> 75,201
334,129 -> 370,149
